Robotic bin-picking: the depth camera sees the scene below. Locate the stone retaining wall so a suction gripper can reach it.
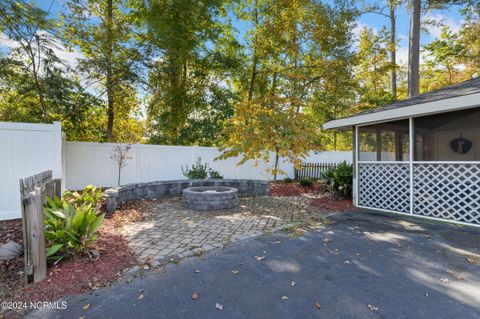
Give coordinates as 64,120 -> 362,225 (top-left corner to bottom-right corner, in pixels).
104,179 -> 269,212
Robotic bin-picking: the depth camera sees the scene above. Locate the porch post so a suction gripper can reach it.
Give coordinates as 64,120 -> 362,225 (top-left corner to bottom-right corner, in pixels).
409,117 -> 414,214
353,126 -> 359,206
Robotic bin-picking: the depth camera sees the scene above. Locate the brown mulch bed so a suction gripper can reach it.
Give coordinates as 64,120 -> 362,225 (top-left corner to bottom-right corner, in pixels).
310,196 -> 354,213
269,181 -> 327,196
0,205 -> 143,318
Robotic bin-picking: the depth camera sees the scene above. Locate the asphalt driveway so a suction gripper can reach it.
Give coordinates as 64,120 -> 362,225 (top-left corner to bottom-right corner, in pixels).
31,211 -> 480,319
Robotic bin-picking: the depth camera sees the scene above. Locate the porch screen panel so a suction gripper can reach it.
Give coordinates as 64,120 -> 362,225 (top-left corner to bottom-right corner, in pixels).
358,163 -> 410,213
413,163 -> 480,224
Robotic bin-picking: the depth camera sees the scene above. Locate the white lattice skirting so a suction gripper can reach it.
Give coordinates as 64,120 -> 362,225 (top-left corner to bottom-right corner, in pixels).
413,163 -> 480,224
358,163 -> 410,213
358,162 -> 480,225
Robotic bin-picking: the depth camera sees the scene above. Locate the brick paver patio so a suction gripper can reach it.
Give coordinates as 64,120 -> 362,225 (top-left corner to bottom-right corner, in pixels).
120,196 -> 328,264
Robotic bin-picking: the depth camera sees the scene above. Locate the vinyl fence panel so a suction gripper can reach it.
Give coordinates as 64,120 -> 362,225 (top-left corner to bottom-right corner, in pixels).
0,122 -> 62,220
64,142 -> 352,190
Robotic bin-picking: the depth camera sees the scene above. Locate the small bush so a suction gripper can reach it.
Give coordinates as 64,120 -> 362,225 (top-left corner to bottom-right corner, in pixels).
208,168 -> 223,179
299,177 -> 314,187
44,185 -> 105,261
63,185 -> 103,210
182,157 -> 208,179
321,161 -> 353,199
283,177 -> 293,183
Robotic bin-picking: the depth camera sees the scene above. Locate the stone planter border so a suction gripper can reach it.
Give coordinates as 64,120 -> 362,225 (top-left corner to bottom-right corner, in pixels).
104,179 -> 269,212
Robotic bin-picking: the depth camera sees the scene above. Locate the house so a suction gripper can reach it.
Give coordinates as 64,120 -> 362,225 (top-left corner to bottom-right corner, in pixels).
323,77 -> 480,226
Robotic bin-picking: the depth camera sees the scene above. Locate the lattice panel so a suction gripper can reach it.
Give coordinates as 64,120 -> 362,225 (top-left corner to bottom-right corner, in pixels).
358,163 -> 410,213
413,163 -> 480,224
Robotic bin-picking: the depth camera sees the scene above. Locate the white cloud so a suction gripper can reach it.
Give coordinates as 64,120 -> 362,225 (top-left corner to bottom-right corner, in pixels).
423,13 -> 463,38
0,31 -> 83,70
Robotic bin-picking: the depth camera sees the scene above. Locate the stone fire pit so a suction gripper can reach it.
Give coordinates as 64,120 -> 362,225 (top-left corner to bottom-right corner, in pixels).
183,186 -> 238,211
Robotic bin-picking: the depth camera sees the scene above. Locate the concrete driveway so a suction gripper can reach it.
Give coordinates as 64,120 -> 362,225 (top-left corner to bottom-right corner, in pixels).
32,211 -> 480,319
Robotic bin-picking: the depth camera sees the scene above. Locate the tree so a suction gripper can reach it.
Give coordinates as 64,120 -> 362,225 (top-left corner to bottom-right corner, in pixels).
143,0 -> 239,145
355,27 -> 395,110
0,0 -> 59,121
63,0 -> 143,142
219,0 -> 356,178
388,0 -> 399,99
422,26 -> 463,90
408,0 -> 421,97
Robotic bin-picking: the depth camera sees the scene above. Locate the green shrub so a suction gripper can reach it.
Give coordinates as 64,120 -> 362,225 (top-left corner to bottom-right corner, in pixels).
208,168 -> 223,179
283,177 -> 293,183
44,185 -> 105,261
182,157 -> 208,179
299,177 -> 313,187
321,161 -> 353,199
63,185 -> 103,210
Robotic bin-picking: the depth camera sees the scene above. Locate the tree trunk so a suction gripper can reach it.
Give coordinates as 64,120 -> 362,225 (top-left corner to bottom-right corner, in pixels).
273,149 -> 279,181
105,0 -> 115,142
389,0 -> 397,99
333,131 -> 337,151
408,0 -> 421,98
248,3 -> 259,102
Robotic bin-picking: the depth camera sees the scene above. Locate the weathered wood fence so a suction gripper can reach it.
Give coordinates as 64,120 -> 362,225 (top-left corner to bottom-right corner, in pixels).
20,170 -> 61,284
294,163 -> 339,180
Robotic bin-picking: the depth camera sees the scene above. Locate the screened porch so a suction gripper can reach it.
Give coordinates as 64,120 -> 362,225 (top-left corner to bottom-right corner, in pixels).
355,108 -> 480,225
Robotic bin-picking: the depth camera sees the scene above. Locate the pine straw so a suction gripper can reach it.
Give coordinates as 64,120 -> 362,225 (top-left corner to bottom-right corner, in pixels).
310,195 -> 353,213
0,205 -> 144,318
269,182 -> 327,196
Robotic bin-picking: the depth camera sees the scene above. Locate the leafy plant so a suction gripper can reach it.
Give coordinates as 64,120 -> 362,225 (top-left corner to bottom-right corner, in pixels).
321,161 -> 353,199
283,177 -> 293,183
182,157 -> 208,179
63,185 -> 103,210
208,168 -> 223,179
299,177 -> 314,187
44,186 -> 105,261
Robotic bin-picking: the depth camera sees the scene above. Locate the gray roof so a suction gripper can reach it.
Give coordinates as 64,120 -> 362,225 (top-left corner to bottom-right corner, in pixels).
356,76 -> 480,116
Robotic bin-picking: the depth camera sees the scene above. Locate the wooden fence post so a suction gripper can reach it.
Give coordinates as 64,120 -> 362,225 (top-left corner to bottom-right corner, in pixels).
25,190 -> 47,283
53,179 -> 62,198
19,170 -> 59,284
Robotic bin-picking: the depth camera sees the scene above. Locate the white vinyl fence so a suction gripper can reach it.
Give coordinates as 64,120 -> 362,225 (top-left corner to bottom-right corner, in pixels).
0,122 -> 62,220
0,119 -> 351,220
64,141 -> 352,190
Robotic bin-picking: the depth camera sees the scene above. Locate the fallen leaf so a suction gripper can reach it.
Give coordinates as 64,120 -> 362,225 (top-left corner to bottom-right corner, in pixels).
368,304 -> 379,311
82,303 -> 90,310
281,296 -> 288,301
290,281 -> 296,287
231,270 -> 239,274
440,278 -> 449,284
191,292 -> 199,300
216,302 -> 223,310
138,294 -> 144,300
467,256 -> 480,264
255,256 -> 266,261
143,265 -> 150,270
446,269 -> 465,280
315,302 -> 321,309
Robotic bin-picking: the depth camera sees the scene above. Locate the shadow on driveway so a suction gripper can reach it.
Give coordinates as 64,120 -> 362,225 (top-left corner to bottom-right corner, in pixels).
31,210 -> 480,319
